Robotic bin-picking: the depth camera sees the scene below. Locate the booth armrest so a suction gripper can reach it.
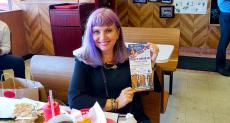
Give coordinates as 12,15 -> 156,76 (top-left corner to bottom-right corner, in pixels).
30,55 -> 75,103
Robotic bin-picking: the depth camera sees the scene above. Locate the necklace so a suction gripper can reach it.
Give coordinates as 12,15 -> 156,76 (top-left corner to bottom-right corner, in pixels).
103,63 -> 117,69
101,68 -> 109,98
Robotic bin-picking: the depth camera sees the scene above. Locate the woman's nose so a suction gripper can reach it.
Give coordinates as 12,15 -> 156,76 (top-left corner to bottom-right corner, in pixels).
99,32 -> 106,40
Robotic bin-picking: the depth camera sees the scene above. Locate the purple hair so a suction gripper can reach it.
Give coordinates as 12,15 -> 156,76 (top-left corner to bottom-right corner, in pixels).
74,8 -> 128,67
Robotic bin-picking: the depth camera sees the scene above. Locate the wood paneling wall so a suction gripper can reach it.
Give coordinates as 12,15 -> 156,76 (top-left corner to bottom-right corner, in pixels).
11,0 -> 94,55
0,10 -> 28,56
10,0 -> 228,55
115,0 -> 229,50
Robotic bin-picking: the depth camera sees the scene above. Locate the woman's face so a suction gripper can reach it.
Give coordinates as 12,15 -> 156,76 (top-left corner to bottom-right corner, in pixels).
92,24 -> 120,54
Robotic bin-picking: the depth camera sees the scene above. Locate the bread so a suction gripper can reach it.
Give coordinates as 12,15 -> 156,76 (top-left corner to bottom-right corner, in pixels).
13,103 -> 35,118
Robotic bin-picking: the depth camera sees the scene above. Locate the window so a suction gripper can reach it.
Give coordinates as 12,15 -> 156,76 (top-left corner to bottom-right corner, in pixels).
0,0 -> 12,11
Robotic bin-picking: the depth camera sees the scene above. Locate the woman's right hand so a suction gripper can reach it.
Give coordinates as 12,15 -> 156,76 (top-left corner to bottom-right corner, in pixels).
116,87 -> 135,109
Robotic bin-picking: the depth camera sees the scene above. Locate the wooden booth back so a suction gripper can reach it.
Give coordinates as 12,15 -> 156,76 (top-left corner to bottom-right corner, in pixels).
122,27 -> 180,72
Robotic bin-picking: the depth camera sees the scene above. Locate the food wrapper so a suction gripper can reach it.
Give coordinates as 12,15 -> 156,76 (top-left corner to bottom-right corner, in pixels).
47,102 -> 107,123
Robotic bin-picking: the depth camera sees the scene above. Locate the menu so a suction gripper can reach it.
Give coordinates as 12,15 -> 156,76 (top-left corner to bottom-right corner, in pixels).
128,43 -> 154,91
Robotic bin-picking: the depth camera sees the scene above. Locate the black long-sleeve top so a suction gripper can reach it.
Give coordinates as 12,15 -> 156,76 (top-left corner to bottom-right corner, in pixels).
68,58 -> 149,122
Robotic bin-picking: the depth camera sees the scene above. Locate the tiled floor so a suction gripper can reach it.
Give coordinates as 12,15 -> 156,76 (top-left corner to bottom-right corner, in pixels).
161,48 -> 230,123
161,69 -> 230,123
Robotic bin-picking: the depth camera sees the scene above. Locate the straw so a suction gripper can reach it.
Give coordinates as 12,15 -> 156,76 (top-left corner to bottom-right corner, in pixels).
49,90 -> 55,118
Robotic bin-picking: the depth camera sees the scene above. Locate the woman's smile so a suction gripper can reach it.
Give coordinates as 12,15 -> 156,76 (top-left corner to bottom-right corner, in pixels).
98,41 -> 110,46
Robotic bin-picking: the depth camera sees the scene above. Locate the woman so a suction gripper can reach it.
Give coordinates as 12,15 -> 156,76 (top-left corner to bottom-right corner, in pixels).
68,8 -> 158,122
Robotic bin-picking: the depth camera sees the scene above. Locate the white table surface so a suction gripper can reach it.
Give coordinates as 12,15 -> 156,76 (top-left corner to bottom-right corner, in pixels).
156,44 -> 174,63
125,42 -> 174,63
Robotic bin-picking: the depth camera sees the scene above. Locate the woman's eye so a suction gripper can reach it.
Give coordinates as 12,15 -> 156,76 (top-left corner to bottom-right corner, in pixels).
105,29 -> 112,33
93,30 -> 100,35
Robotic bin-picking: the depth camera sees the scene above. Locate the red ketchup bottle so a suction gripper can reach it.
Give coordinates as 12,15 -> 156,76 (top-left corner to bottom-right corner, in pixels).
42,96 -> 60,122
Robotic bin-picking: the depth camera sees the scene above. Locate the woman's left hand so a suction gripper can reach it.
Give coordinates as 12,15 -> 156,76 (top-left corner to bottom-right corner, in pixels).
147,43 -> 159,62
